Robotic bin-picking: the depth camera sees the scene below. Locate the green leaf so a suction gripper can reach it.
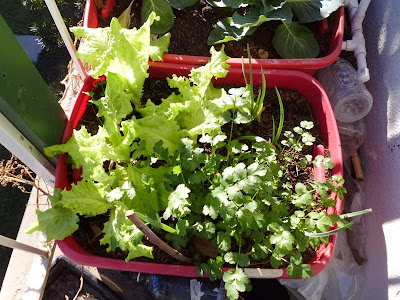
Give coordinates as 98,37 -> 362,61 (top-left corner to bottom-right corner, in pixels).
332,174 -> 345,184
252,238 -> 273,260
106,187 -> 125,202
194,221 -> 216,239
49,188 -> 62,207
167,0 -> 197,9
231,5 -> 291,29
135,212 -> 176,233
224,252 -> 250,267
118,0 -> 134,28
300,120 -> 314,129
27,207 -> 79,242
176,219 -> 190,235
270,229 -> 295,254
287,0 -> 344,23
200,256 -> 224,281
121,181 -> 137,199
61,180 -> 110,216
292,191 -> 313,207
130,115 -> 187,155
72,15 -> 156,104
340,208 -> 372,219
126,164 -> 171,212
322,157 -> 334,169
270,253 -> 283,268
163,184 -> 191,219
272,22 -> 319,58
307,211 -> 334,232
208,18 -> 257,44
94,72 -> 133,141
305,220 -> 354,238
295,183 -> 307,195
290,210 -> 305,228
149,33 -> 171,61
141,0 -> 174,34
44,126 -> 112,184
101,204 -> 154,260
223,269 -> 252,300
165,232 -> 188,250
217,231 -> 231,252
206,0 -> 246,8
287,253 -> 313,278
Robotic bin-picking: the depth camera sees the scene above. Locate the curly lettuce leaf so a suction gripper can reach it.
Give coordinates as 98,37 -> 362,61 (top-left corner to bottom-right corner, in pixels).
128,114 -> 187,155
100,203 -> 153,261
61,180 -> 110,216
71,13 -> 169,107
149,33 -> 171,61
44,126 -> 114,184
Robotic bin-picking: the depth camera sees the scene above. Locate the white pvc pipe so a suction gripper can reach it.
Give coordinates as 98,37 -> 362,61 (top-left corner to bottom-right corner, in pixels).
342,0 -> 371,82
0,111 -> 55,185
44,0 -> 87,80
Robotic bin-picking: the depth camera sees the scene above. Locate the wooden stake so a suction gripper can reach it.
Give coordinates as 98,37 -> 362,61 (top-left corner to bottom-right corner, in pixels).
127,213 -> 193,264
44,0 -> 87,80
0,235 -> 49,257
351,151 -> 364,181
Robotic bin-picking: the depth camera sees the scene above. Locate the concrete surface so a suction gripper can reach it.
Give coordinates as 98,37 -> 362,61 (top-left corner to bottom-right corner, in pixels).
0,185 -> 62,300
15,35 -> 42,63
361,1 -> 400,299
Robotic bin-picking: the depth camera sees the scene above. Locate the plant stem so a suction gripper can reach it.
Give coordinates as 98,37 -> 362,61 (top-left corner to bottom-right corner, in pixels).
127,213 -> 193,264
225,109 -> 236,164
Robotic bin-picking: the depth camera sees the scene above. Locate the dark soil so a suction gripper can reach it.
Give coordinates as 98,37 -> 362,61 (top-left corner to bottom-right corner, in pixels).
72,78 -> 325,270
97,0 -> 334,59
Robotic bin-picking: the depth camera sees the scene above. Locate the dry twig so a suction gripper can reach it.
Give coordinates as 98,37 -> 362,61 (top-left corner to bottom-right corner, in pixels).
0,155 -> 49,196
72,265 -> 84,300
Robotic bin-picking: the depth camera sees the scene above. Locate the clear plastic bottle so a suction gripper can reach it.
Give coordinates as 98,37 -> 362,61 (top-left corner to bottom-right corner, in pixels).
337,120 -> 366,155
315,58 -> 373,123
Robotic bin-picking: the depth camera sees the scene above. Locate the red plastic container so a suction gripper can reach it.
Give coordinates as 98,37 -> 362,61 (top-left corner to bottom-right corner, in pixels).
56,64 -> 343,279
83,0 -> 344,75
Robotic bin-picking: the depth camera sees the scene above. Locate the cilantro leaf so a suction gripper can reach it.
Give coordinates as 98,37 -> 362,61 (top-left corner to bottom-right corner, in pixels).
163,184 -> 191,219
200,256 -> 224,281
270,229 -> 295,254
287,253 -> 313,278
223,269 -> 252,300
224,252 -> 250,267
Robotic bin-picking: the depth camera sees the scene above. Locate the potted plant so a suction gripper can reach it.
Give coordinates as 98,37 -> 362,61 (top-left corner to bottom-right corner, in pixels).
83,0 -> 344,74
28,15 -> 348,299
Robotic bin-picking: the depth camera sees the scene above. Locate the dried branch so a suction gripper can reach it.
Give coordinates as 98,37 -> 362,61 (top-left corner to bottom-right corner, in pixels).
127,213 -> 193,264
0,155 -> 50,196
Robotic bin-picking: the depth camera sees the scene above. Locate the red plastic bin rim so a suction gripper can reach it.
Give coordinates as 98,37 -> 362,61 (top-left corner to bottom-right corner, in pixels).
56,67 -> 343,279
83,0 -> 344,72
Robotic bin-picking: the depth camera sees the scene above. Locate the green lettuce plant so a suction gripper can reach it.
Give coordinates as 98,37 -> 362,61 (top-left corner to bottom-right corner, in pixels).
27,13 -> 368,299
208,0 -> 344,59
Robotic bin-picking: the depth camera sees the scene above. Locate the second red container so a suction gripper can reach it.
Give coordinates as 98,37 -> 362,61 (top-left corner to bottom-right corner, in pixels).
83,0 -> 344,75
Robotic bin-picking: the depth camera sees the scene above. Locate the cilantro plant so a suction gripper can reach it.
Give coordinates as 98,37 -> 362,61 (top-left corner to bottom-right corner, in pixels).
207,0 -> 344,59
27,13 -> 358,300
